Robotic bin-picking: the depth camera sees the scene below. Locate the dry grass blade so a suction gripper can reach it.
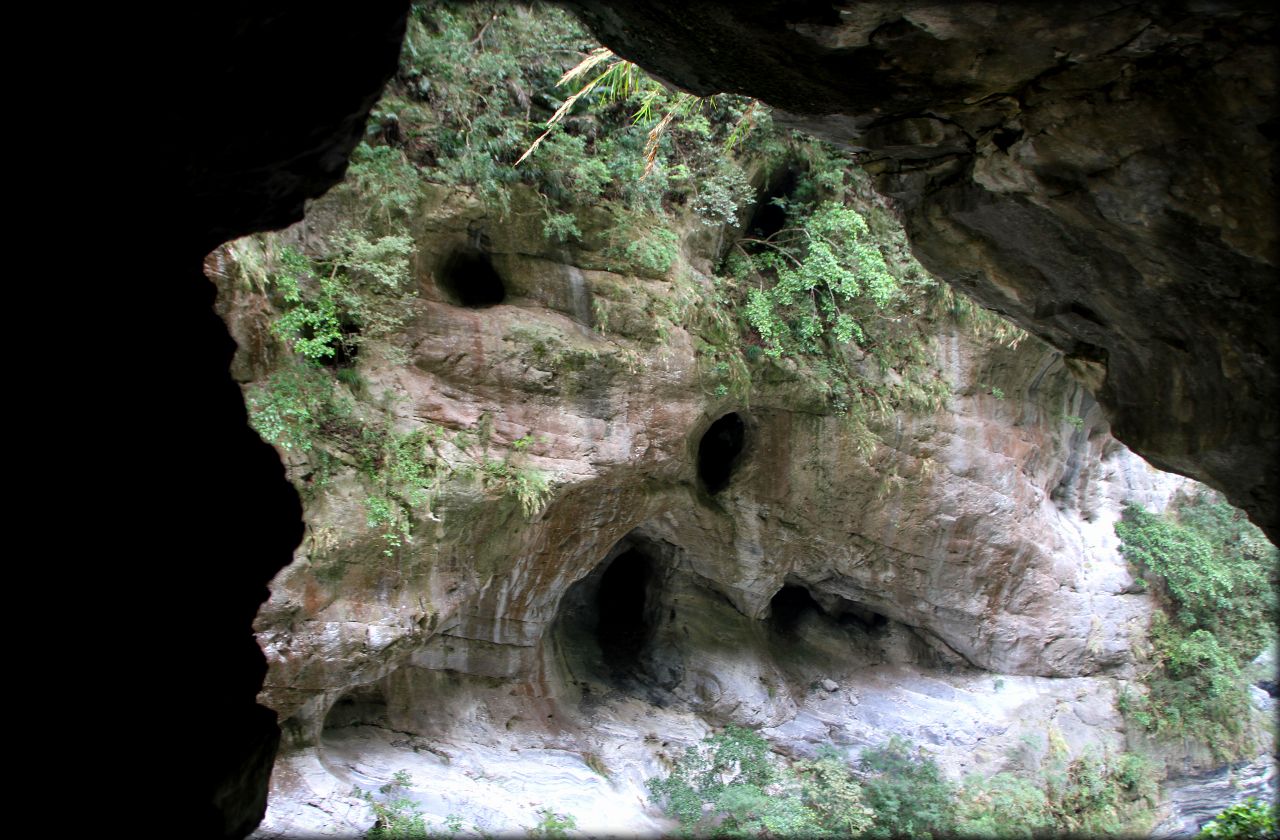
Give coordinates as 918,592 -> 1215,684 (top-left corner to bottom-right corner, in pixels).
557,46 -> 614,87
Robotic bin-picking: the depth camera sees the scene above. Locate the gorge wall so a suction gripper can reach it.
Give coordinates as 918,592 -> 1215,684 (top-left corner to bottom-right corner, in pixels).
216,169 -> 1272,836
159,2 -> 1278,834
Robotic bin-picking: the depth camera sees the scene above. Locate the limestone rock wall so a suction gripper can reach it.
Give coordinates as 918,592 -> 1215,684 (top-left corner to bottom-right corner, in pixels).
225,184 -> 1188,737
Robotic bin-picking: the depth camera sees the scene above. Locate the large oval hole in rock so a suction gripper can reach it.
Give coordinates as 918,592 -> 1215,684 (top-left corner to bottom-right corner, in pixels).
438,248 -> 506,308
698,412 -> 746,494
322,682 -> 388,734
551,535 -> 671,691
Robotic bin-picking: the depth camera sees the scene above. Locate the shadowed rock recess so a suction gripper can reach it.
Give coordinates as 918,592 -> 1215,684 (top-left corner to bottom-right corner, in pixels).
162,1 -> 1277,836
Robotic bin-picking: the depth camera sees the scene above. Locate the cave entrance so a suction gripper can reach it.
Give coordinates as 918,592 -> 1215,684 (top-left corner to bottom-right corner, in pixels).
595,548 -> 654,665
769,584 -> 823,635
438,248 -> 506,307
769,582 -> 889,637
698,412 -> 746,494
746,168 -> 799,242
321,682 -> 389,735
551,533 -> 672,692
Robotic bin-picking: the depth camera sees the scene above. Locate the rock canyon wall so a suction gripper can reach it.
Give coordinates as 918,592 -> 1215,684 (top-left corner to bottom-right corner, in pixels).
214,172 -> 1272,836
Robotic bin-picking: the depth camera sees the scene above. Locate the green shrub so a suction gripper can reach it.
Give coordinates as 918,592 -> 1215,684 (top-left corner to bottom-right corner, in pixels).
956,772 -> 1052,838
247,363 -> 353,453
1115,494 -> 1277,756
858,736 -> 955,839
1197,798 -> 1279,839
353,770 -> 428,839
527,808 -> 577,839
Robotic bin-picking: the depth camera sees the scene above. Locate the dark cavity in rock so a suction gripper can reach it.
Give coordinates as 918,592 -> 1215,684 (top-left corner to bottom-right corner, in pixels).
595,548 -> 654,663
552,535 -> 670,691
746,168 -> 799,242
698,412 -> 746,493
439,248 -> 506,308
321,683 -> 388,733
769,584 -> 823,634
771,582 -> 889,636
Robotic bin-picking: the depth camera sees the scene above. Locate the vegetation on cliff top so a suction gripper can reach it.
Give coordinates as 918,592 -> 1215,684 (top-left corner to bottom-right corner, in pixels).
229,0 -> 1024,555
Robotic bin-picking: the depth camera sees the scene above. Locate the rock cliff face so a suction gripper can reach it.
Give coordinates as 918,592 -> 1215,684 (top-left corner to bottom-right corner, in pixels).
560,0 -> 1280,542
213,177 -> 1273,836
159,3 -> 1279,834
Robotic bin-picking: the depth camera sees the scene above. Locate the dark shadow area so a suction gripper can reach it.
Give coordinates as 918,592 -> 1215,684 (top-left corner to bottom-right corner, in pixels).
771,582 -> 890,637
769,584 -> 823,634
322,683 -> 389,733
836,602 -> 889,632
746,168 -> 799,242
595,548 -> 654,665
439,248 -> 506,307
698,412 -> 746,494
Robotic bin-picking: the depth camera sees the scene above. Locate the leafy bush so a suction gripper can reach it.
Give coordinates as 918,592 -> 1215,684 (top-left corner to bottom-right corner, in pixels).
956,772 -> 1052,838
858,736 -> 955,839
1197,798 -> 1279,839
527,808 -> 577,839
266,231 -> 414,363
740,200 -> 899,359
1115,493 -> 1278,755
353,770 -> 428,839
247,363 -> 356,454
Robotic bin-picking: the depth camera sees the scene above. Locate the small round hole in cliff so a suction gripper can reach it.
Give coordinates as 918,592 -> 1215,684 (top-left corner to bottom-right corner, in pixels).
438,248 -> 506,308
698,413 -> 746,494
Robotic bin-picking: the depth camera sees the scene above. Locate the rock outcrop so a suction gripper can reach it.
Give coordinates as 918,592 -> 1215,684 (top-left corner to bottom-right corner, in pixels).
560,0 -> 1280,541
149,2 -> 1278,834
214,178 -> 1267,836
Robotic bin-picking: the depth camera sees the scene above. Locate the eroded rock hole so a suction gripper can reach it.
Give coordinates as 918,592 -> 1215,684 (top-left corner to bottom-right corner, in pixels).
770,584 -> 823,634
595,548 -> 653,664
322,683 -> 388,733
746,169 -> 799,242
552,535 -> 675,693
439,248 -> 506,307
698,412 -> 745,493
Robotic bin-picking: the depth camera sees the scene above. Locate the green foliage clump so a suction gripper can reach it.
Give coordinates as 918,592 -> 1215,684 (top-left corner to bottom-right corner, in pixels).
957,742 -> 1157,837
353,770 -> 429,839
740,200 -> 898,359
387,1 -> 758,244
646,729 -> 1162,838
1115,492 -> 1278,756
1197,798 -> 1279,839
647,726 -> 871,837
527,808 -> 577,839
956,772 -> 1052,838
266,230 -> 415,363
858,736 -> 955,839
247,363 -> 353,454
